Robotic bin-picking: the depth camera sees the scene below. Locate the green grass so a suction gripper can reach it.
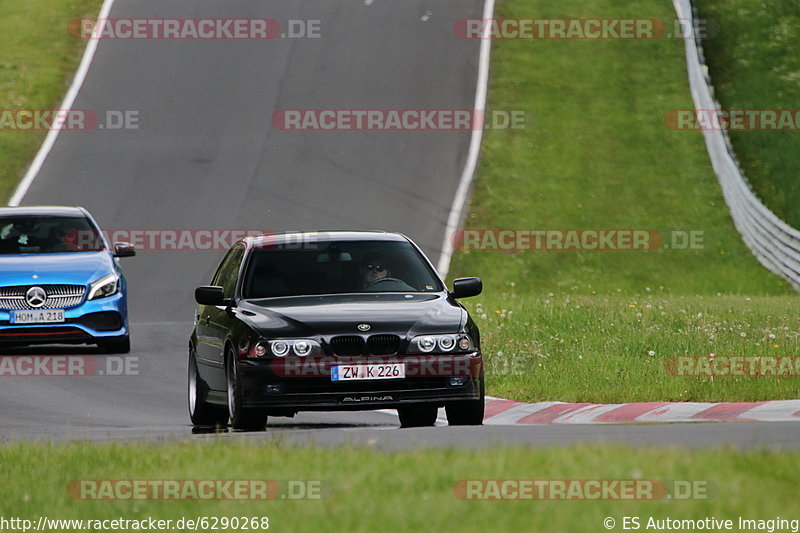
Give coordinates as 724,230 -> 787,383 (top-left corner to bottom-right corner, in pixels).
447,0 -> 798,402
466,293 -> 799,402
0,0 -> 102,202
695,1 -> 800,229
0,441 -> 797,531
450,0 -> 791,296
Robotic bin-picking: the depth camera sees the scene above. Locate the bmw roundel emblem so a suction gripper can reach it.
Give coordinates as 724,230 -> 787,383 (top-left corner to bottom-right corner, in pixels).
25,286 -> 47,308
357,323 -> 371,332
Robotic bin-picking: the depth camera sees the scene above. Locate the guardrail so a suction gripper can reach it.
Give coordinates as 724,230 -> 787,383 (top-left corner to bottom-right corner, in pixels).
674,0 -> 800,289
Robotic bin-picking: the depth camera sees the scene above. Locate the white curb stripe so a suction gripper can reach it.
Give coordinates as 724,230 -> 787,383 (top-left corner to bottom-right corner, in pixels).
737,400 -> 800,422
553,404 -> 627,424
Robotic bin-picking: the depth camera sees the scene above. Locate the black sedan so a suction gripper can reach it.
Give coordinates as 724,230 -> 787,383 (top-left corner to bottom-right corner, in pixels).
189,231 -> 484,430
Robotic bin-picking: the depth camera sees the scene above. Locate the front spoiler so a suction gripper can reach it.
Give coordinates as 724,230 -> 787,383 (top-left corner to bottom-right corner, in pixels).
0,292 -> 127,346
227,354 -> 483,412
242,385 -> 482,411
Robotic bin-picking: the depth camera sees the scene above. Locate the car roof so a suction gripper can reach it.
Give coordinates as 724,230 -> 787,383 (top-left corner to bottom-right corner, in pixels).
0,206 -> 87,217
243,230 -> 410,247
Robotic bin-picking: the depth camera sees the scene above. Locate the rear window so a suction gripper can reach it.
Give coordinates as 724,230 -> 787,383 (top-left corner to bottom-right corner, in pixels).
242,240 -> 443,298
0,215 -> 104,254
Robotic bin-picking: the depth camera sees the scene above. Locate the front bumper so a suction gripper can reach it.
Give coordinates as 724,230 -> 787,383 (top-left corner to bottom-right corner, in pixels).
236,353 -> 483,412
0,292 -> 128,346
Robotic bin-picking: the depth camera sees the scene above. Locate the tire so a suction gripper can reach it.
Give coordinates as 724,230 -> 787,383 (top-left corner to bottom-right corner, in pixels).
188,345 -> 228,427
99,336 -> 130,354
226,347 -> 267,431
397,404 -> 438,428
445,375 -> 485,426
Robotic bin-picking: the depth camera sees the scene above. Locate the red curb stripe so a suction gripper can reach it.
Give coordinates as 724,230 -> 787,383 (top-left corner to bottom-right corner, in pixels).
690,402 -> 767,421
516,403 -> 593,424
594,402 -> 668,423
484,399 -> 522,419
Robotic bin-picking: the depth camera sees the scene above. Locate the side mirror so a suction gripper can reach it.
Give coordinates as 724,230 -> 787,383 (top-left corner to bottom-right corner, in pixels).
451,277 -> 482,299
113,242 -> 136,258
195,286 -> 226,306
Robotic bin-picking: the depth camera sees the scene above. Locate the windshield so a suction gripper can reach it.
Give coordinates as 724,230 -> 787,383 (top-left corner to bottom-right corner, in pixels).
0,215 -> 105,254
242,240 -> 443,298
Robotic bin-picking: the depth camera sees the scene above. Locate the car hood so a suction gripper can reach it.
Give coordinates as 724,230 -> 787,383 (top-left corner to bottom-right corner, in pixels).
0,252 -> 114,287
238,293 -> 466,338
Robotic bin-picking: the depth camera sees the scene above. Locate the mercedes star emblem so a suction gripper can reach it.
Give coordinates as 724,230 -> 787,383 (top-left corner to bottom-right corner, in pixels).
25,286 -> 47,308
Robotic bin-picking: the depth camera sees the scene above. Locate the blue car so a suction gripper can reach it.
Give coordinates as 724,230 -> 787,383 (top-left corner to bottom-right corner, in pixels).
0,206 -> 135,353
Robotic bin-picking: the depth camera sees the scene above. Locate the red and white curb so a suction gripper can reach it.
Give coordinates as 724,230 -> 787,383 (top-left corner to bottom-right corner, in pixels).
475,397 -> 800,425
382,398 -> 800,425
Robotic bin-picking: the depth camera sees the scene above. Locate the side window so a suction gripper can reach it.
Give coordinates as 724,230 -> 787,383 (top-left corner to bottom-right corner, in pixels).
211,245 -> 245,299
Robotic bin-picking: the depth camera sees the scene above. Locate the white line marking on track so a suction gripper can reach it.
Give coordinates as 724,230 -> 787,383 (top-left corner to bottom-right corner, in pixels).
436,0 -> 496,279
8,0 -> 118,206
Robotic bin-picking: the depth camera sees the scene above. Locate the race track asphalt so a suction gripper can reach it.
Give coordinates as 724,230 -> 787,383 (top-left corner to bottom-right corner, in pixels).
3,0 -> 797,448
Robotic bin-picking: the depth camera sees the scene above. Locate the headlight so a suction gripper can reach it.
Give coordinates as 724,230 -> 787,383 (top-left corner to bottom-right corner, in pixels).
438,335 -> 457,352
87,273 -> 119,300
410,334 -> 473,354
268,339 -> 320,357
418,336 -> 436,353
270,341 -> 290,357
293,340 -> 312,356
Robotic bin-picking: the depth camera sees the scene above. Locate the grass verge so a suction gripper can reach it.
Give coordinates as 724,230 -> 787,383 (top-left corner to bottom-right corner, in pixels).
448,0 -> 798,402
0,0 -> 102,202
695,1 -> 800,229
467,293 -> 799,402
0,441 -> 798,531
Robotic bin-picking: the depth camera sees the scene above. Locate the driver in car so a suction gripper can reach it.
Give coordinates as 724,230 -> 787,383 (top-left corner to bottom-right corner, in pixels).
359,253 -> 391,289
359,253 -> 416,292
